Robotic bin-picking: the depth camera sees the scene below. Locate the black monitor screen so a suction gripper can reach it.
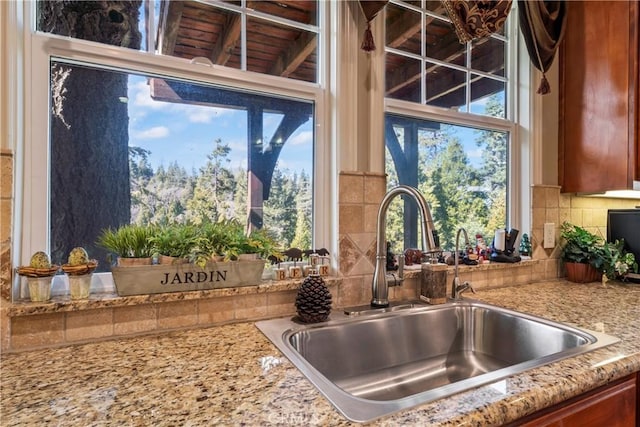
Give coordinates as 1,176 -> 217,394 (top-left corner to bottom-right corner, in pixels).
607,209 -> 640,266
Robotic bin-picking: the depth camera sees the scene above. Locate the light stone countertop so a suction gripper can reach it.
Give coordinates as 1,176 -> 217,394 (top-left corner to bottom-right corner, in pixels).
2,280 -> 640,426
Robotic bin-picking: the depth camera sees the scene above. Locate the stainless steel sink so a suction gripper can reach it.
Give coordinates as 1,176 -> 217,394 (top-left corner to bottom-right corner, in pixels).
256,300 -> 619,422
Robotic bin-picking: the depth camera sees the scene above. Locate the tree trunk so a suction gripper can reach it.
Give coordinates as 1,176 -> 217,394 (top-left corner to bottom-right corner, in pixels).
40,1 -> 141,269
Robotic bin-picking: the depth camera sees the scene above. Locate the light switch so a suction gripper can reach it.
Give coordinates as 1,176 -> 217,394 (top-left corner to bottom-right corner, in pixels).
543,223 -> 555,249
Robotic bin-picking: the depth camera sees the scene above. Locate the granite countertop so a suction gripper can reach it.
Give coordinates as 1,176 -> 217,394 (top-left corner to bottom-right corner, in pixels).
2,280 -> 640,426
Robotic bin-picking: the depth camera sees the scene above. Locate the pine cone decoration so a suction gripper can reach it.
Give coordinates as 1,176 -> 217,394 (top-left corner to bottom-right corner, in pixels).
295,274 -> 332,323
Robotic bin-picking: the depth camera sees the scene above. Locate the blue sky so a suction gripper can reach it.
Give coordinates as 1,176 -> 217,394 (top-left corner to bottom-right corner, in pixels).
126,75 -> 314,176
126,73 -> 504,176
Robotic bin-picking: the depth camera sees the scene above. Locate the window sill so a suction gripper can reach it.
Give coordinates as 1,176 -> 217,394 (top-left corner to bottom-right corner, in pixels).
401,258 -> 539,279
6,277 -> 342,318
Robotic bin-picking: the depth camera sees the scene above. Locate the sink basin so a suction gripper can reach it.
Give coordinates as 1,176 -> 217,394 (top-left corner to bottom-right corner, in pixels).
256,300 -> 619,422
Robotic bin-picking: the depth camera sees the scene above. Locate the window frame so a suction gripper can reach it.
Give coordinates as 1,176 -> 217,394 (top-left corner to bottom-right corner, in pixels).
383,0 -> 525,238
15,0 -> 332,295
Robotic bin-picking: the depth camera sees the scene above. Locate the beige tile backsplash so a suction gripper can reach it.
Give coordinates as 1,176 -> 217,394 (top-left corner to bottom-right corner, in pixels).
530,185 -> 639,280
2,166 -> 639,353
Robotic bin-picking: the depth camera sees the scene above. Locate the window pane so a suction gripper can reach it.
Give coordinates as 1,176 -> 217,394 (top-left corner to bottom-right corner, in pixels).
470,78 -> 506,118
246,16 -> 318,83
385,114 -> 508,253
386,53 -> 422,102
471,37 -> 505,76
425,62 -> 466,109
37,1 -> 320,82
161,3 -> 242,70
37,1 -> 143,50
251,1 -> 318,26
49,61 -> 314,271
386,2 -> 511,118
425,19 -> 464,66
386,3 -> 422,55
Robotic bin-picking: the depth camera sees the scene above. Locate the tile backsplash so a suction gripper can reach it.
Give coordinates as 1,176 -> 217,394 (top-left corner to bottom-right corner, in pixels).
530,185 -> 640,279
2,166 -> 639,353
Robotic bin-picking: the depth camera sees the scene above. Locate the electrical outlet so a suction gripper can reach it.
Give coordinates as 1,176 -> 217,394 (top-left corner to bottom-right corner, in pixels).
543,223 -> 555,249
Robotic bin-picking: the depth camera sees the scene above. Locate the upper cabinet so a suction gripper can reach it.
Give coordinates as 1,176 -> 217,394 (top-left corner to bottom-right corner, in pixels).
559,1 -> 639,193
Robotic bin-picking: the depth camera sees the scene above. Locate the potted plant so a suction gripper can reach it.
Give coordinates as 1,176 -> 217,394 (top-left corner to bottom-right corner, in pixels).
150,224 -> 197,265
560,222 -> 638,283
560,222 -> 602,283
593,239 -> 638,282
61,247 -> 98,299
16,251 -> 60,302
96,224 -> 156,266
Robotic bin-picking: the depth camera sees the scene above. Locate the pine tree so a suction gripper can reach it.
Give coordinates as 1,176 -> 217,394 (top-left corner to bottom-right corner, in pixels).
186,139 -> 236,224
290,171 -> 312,250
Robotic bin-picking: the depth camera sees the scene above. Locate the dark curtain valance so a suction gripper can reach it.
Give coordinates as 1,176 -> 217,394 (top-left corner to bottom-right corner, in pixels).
359,0 -> 388,52
442,0 -> 513,44
518,0 -> 567,94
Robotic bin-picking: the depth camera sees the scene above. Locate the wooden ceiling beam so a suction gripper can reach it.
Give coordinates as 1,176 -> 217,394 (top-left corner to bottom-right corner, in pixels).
386,9 -> 421,49
210,13 -> 241,66
386,35 -> 495,97
386,5 -> 446,48
158,0 -> 184,55
269,31 -> 317,77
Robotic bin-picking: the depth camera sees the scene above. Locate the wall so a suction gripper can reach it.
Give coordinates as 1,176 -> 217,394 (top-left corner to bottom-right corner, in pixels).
530,185 -> 640,278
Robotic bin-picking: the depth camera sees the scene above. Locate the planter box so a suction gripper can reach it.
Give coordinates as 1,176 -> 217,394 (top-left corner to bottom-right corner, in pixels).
111,260 -> 266,296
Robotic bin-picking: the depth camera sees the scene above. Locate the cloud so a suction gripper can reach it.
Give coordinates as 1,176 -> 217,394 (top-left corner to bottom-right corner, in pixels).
467,148 -> 483,159
288,130 -> 313,146
133,126 -> 169,139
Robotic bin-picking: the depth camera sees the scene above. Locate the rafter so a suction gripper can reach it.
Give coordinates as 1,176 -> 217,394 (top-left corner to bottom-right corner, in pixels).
210,13 -> 241,66
269,32 -> 317,77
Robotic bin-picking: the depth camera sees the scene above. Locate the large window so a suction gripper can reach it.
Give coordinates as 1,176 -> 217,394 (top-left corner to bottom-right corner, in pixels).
22,0 -> 325,273
384,0 -> 514,252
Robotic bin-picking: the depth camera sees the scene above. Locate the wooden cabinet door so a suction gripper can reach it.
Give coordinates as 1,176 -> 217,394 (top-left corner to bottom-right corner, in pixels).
516,375 -> 636,427
559,1 -> 639,193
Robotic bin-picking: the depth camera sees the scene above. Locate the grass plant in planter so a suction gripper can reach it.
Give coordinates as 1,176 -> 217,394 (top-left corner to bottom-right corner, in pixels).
191,221 -> 233,268
191,220 -> 282,267
96,224 -> 156,266
150,224 -> 197,265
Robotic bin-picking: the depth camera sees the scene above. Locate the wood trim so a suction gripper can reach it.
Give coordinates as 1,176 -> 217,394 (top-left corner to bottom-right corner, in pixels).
510,374 -> 637,427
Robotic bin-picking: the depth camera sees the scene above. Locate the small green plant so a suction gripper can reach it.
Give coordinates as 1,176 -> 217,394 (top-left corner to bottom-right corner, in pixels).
560,222 -> 601,264
150,224 -> 197,259
190,219 -> 282,267
191,221 -> 232,267
97,224 -> 156,258
594,239 -> 638,280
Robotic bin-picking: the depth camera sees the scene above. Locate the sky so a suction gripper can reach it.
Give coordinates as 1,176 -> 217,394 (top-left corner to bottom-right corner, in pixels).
126,75 -> 314,176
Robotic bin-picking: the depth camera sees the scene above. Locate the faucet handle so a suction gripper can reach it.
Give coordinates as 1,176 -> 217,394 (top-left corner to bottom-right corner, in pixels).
456,281 -> 476,297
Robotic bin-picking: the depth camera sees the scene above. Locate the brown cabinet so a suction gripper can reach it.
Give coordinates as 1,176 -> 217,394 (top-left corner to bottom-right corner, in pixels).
559,1 -> 639,193
511,374 -> 637,427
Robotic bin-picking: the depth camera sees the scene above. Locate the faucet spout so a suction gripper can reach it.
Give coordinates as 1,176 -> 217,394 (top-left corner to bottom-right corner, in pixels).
452,227 -> 475,299
371,185 -> 438,308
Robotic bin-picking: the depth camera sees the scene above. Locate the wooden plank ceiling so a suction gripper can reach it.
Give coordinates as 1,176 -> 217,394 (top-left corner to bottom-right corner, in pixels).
155,0 -> 504,108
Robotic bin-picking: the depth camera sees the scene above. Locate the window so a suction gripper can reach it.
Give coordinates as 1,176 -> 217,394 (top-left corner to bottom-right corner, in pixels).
384,0 -> 514,252
22,1 -> 326,275
38,0 -> 320,83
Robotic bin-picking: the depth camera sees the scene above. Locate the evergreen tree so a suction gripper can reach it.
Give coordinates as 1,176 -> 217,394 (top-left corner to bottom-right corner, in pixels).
186,139 -> 236,224
475,95 -> 508,234
290,171 -> 312,250
423,137 -> 486,250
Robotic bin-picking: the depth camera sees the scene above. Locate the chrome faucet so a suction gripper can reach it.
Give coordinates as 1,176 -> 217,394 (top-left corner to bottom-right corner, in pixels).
452,227 -> 476,300
371,185 -> 439,308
